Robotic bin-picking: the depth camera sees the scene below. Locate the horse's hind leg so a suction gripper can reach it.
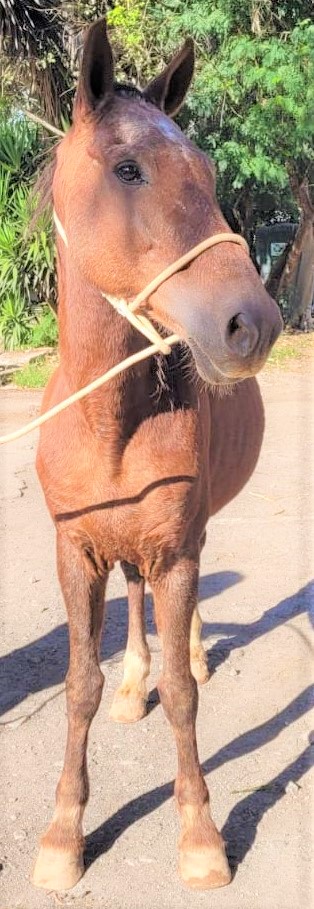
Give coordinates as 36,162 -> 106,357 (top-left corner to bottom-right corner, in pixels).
190,604 -> 210,685
190,532 -> 210,685
150,555 -> 230,890
109,561 -> 150,723
32,534 -> 106,891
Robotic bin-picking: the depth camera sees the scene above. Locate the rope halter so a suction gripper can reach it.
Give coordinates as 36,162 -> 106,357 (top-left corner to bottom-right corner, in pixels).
0,215 -> 249,445
53,208 -> 249,355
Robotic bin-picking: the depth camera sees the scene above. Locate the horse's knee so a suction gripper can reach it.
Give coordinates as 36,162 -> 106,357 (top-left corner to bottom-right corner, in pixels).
158,671 -> 197,727
66,666 -> 104,720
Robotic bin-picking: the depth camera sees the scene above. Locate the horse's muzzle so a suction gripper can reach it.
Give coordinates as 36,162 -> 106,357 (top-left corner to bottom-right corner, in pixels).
225,304 -> 282,363
189,296 -> 282,385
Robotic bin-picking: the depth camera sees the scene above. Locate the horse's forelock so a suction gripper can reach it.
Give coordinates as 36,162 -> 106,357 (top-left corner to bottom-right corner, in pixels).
113,82 -> 144,100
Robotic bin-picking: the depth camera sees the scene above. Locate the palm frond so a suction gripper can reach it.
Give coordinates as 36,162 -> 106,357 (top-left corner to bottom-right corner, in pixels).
0,1 -> 62,58
0,1 -> 72,121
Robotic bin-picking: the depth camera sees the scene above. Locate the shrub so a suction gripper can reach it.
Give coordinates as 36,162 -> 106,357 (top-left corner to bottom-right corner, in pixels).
0,114 -> 41,178
12,355 -> 57,388
0,294 -> 32,349
30,307 -> 58,347
0,115 -> 56,349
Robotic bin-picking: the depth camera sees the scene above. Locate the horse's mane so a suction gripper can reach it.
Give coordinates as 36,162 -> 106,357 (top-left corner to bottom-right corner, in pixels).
31,154 -> 56,229
113,82 -> 144,100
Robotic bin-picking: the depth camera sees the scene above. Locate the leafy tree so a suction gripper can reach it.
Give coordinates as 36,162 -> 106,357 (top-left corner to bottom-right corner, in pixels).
104,1 -> 314,325
105,4 -> 313,202
1,1 -> 313,328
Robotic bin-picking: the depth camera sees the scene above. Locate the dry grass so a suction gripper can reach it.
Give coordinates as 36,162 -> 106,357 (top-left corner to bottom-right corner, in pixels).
9,332 -> 314,388
266,331 -> 314,368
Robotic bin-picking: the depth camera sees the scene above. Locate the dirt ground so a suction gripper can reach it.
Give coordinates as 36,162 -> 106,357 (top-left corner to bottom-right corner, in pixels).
0,356 -> 313,909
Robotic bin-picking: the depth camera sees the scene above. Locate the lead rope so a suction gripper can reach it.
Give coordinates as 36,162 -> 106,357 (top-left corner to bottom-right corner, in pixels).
0,219 -> 248,445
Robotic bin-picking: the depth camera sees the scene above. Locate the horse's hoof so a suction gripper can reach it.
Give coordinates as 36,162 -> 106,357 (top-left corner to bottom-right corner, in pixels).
32,846 -> 84,891
190,657 -> 211,686
179,845 -> 231,890
109,689 -> 147,723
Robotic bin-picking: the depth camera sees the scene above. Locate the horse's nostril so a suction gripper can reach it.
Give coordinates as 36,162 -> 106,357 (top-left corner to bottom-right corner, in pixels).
228,314 -> 242,335
226,312 -> 259,358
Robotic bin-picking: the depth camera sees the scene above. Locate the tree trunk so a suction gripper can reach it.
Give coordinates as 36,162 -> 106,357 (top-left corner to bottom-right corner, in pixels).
289,222 -> 314,330
265,241 -> 292,299
266,176 -> 314,329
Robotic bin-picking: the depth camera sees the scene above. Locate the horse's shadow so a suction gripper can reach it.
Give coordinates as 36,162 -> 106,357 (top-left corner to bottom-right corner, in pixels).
85,684 -> 313,873
0,575 -> 312,719
202,575 -> 313,670
222,742 -> 312,871
0,569 -> 241,717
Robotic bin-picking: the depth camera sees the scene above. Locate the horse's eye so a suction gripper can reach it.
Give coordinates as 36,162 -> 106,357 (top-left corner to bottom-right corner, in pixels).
114,161 -> 145,185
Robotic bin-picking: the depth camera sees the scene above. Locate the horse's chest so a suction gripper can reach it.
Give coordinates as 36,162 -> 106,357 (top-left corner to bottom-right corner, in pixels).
38,405 -> 210,574
66,475 -> 202,573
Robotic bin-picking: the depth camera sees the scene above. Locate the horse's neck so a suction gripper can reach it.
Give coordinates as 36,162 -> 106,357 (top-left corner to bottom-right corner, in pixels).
57,258 -> 157,441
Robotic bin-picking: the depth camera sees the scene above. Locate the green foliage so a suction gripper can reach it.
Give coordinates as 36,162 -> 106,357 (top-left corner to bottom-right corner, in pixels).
0,294 -> 32,349
108,1 -> 313,223
0,115 -> 40,175
1,1 -> 313,346
192,19 -> 314,198
12,354 -> 57,388
0,166 -> 55,303
0,115 -> 56,349
30,308 -> 58,348
108,2 -> 146,51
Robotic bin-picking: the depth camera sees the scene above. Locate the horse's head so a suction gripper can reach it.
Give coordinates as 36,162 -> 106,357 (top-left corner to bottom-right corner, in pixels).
54,19 -> 282,385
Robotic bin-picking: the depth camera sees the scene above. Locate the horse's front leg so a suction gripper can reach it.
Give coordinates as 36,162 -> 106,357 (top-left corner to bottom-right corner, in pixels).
109,561 -> 150,723
32,534 -> 107,891
150,556 -> 231,890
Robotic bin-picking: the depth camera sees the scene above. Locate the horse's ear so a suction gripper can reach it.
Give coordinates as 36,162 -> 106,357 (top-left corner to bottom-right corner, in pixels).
74,19 -> 114,118
144,39 -> 194,116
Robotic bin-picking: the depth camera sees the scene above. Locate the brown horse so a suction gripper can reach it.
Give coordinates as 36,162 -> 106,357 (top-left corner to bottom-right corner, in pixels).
33,19 -> 281,892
